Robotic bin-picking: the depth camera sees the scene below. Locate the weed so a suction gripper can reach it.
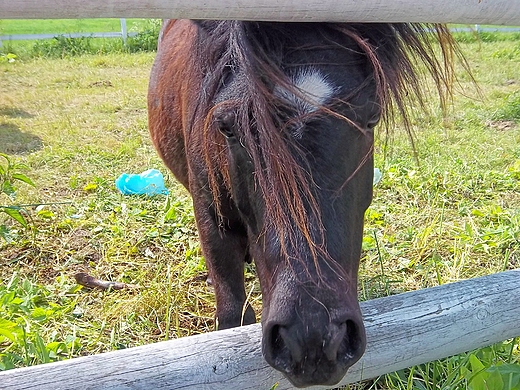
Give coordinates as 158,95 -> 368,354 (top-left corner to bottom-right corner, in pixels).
492,91 -> 520,123
32,36 -> 94,58
0,273 -> 79,370
0,53 -> 16,63
0,154 -> 35,242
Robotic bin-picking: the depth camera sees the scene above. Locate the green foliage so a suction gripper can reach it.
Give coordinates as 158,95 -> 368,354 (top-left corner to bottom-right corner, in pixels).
378,341 -> 520,390
32,36 -> 94,58
11,20 -> 161,59
0,274 -> 78,370
126,19 -> 161,53
492,91 -> 520,123
0,154 -> 35,242
491,44 -> 520,60
0,53 -> 17,63
452,31 -> 520,44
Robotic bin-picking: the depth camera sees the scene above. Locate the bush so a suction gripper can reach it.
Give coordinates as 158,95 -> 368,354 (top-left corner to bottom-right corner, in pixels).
32,36 -> 94,58
126,19 -> 161,53
28,19 -> 162,58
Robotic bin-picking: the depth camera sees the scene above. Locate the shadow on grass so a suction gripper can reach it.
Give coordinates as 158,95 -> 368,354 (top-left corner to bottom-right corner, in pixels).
0,106 -> 35,119
0,122 -> 42,154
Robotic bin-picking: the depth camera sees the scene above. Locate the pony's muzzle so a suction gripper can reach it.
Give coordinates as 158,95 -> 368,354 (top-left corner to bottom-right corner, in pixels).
263,315 -> 366,387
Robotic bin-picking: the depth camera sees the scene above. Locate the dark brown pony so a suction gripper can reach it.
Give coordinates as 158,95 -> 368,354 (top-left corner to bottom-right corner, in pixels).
148,20 -> 456,387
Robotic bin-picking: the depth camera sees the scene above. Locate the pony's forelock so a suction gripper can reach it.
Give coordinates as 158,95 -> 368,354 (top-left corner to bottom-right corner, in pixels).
190,21 -> 460,278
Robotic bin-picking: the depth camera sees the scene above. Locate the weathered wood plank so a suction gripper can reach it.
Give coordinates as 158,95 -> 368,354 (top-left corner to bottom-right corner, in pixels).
1,0 -> 519,24
1,270 -> 519,390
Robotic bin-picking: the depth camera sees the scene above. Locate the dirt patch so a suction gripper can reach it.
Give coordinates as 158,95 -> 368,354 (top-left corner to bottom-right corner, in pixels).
485,120 -> 517,131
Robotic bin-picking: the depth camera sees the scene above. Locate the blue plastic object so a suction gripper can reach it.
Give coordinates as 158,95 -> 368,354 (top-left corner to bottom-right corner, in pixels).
115,169 -> 169,196
373,168 -> 382,186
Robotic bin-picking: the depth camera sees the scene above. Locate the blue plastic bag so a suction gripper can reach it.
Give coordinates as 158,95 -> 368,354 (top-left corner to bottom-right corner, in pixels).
115,169 -> 169,196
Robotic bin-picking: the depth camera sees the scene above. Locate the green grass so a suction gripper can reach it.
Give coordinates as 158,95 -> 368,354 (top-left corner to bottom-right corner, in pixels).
0,19 -> 160,56
0,19 -> 149,35
0,35 -> 519,389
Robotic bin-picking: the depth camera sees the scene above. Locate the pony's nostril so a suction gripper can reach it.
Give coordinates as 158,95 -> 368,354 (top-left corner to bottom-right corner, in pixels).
341,319 -> 364,361
267,324 -> 303,373
323,322 -> 347,361
278,326 -> 303,363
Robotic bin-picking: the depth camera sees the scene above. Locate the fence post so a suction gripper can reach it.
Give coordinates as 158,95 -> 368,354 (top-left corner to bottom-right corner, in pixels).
120,18 -> 127,45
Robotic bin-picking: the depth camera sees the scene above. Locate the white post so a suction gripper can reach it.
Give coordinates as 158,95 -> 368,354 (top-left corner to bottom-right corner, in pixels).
120,18 -> 127,45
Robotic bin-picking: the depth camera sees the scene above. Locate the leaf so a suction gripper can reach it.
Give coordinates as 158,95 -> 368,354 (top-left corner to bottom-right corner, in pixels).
468,354 -> 488,390
491,364 -> 520,389
1,206 -> 28,227
164,204 -> 177,221
11,173 -> 35,187
31,307 -> 49,321
484,367 -> 505,390
46,341 -> 68,357
0,224 -> 14,243
83,183 -> 98,192
0,354 -> 18,370
34,333 -> 50,363
37,209 -> 54,219
0,328 -> 18,342
0,319 -> 21,342
2,181 -> 16,198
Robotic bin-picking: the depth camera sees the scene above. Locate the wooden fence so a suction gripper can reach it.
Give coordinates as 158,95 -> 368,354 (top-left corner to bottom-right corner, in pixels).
1,270 -> 519,389
1,0 -> 520,24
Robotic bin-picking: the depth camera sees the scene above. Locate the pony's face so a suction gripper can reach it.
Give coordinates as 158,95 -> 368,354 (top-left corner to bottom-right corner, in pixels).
214,60 -> 379,387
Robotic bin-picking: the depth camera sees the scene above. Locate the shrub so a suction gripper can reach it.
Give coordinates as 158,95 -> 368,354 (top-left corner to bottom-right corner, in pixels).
126,19 -> 161,53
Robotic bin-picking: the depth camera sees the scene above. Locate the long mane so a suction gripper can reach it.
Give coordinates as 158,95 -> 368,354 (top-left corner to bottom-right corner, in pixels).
187,21 -> 461,266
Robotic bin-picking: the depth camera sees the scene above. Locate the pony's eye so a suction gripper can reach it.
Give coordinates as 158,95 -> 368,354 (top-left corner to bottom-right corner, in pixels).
217,122 -> 235,138
216,111 -> 236,138
367,115 -> 381,130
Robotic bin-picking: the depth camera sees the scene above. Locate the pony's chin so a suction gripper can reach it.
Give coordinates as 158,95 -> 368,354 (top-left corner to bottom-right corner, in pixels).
283,368 -> 347,388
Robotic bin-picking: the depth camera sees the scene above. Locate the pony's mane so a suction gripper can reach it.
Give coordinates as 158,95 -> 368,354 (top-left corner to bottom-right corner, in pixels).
188,21 -> 461,272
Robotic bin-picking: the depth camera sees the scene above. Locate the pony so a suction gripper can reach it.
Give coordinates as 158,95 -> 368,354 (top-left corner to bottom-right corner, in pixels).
148,20 -> 457,387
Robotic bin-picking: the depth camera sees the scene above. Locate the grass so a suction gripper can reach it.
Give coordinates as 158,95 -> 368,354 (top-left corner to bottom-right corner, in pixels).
0,19 -> 149,35
0,19 -> 160,56
0,32 -> 519,388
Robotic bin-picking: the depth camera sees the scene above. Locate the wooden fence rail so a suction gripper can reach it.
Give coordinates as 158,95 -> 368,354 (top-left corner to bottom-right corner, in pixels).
1,270 -> 519,390
1,0 -> 520,24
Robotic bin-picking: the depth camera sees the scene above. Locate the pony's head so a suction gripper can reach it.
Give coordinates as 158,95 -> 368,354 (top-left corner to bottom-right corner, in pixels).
193,21 -> 457,387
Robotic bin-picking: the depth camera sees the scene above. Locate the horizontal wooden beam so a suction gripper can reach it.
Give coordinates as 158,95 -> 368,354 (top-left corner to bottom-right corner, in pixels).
1,0 -> 520,24
1,270 -> 519,390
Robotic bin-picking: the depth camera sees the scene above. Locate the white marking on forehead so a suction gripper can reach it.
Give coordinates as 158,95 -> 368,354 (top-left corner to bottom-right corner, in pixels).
274,68 -> 337,137
275,68 -> 337,115
293,68 -> 336,110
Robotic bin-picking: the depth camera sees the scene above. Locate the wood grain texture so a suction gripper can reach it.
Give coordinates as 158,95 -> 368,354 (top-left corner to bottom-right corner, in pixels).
1,270 -> 519,390
1,0 -> 519,24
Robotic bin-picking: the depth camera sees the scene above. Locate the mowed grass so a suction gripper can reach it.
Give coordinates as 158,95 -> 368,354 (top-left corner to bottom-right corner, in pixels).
0,19 -> 159,56
1,36 -> 519,388
0,19 -> 150,35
